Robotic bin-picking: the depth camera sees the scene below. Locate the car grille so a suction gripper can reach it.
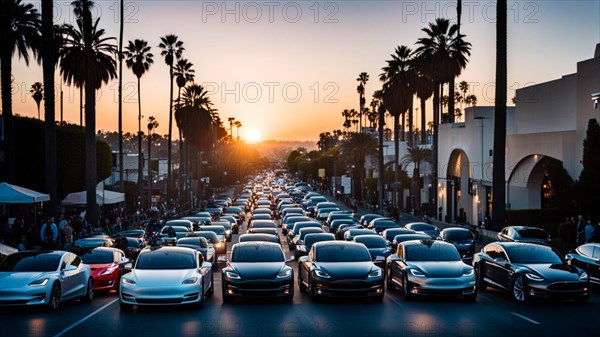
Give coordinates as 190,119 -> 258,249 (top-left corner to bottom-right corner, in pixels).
329,280 -> 369,289
239,280 -> 279,289
136,298 -> 184,304
547,282 -> 582,292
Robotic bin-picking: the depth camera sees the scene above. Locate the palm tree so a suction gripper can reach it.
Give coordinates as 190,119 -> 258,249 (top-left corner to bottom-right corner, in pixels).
158,34 -> 184,201
400,146 -> 433,210
492,0 -> 507,230
228,117 -> 235,140
234,120 -> 242,140
414,18 -> 471,213
60,0 -> 117,225
356,72 -> 369,132
173,58 -> 195,198
380,45 -> 414,208
413,71 -> 434,144
0,0 -> 41,183
146,115 -> 159,208
340,132 -> 378,201
117,0 -> 124,193
124,38 -> 154,199
30,82 -> 43,119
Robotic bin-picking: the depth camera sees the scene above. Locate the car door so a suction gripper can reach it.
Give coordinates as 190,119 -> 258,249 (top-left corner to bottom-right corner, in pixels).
298,250 -> 313,287
60,253 -> 79,299
481,244 -> 506,289
570,245 -> 594,272
590,246 -> 600,281
198,252 -> 212,295
388,246 -> 407,287
488,245 -> 512,289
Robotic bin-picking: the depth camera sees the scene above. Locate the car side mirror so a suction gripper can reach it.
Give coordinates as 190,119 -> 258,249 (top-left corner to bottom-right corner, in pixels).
285,256 -> 295,263
494,257 -> 507,264
201,262 -> 212,270
298,256 -> 309,263
64,264 -> 77,271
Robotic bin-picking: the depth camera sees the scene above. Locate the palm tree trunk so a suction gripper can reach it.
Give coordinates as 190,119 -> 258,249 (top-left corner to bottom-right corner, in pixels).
378,104 -> 385,213
394,114 -> 400,209
167,64 -> 174,202
492,0 -> 507,230
177,87 -> 184,202
118,0 -> 124,194
42,0 -> 58,218
432,83 -> 440,217
79,87 -> 83,126
420,98 -> 426,144
408,96 -> 414,147
137,77 -> 143,200
449,78 -> 456,123
1,50 -> 15,183
85,80 -> 98,227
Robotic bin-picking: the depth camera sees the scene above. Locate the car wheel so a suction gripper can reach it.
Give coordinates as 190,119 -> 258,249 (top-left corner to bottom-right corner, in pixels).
475,264 -> 487,291
82,278 -> 94,302
511,274 -> 527,302
48,283 -> 61,310
298,266 -> 308,292
119,301 -> 133,311
386,266 -> 395,291
402,273 -> 412,300
222,284 -> 233,303
207,274 -> 214,295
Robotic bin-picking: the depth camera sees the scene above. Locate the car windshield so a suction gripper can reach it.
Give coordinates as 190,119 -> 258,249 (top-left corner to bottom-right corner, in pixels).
409,224 -> 434,231
355,236 -> 387,248
202,227 -> 225,235
516,229 -> 548,240
79,250 -> 114,264
405,244 -> 461,262
0,252 -> 61,272
505,245 -> 562,264
75,239 -> 108,247
231,245 -> 284,262
177,238 -> 207,248
196,232 -> 218,243
444,230 -> 473,241
315,244 -> 371,262
136,251 -> 196,269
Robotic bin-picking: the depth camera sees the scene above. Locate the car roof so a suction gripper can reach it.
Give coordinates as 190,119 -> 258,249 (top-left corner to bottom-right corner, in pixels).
233,241 -> 282,248
400,239 -> 450,248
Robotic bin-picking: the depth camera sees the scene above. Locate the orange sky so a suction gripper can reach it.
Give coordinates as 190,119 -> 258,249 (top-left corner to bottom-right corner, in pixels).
8,1 -> 600,142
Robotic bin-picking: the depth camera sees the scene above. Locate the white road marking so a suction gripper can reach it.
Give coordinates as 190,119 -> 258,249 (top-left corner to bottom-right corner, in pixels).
53,298 -> 118,337
510,312 -> 541,325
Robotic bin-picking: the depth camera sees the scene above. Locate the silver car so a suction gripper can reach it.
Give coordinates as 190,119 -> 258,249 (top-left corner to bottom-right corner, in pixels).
119,246 -> 213,309
0,250 -> 94,310
386,240 -> 476,300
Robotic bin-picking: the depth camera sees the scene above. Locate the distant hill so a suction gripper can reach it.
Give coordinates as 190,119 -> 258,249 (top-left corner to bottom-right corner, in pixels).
252,140 -> 316,160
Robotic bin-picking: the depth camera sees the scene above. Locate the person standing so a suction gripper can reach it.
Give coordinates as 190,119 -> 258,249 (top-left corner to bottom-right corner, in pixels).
584,219 -> 596,243
63,220 -> 74,249
40,218 -> 58,250
576,215 -> 586,244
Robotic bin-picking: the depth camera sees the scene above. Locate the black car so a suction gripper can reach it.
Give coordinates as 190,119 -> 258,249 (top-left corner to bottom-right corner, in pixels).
298,241 -> 384,301
473,242 -> 590,302
296,233 -> 336,258
353,235 -> 390,268
238,233 -> 280,244
497,226 -> 551,245
368,218 -> 401,234
565,243 -> 600,285
192,231 -> 227,255
438,228 -> 477,259
222,242 -> 294,302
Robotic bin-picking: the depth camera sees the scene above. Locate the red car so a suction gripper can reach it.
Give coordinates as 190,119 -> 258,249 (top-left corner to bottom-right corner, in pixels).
74,247 -> 132,292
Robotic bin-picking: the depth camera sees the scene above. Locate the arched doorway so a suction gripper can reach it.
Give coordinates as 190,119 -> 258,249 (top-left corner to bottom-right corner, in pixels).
445,150 -> 473,224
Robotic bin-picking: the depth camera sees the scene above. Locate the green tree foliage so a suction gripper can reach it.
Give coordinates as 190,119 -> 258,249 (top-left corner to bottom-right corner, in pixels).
575,119 -> 600,218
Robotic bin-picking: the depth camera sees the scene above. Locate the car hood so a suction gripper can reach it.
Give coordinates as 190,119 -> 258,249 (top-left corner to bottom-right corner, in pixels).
0,271 -> 54,288
229,262 -> 286,279
408,261 -> 469,278
517,263 -> 581,281
318,261 -> 374,279
129,269 -> 198,287
89,263 -> 117,275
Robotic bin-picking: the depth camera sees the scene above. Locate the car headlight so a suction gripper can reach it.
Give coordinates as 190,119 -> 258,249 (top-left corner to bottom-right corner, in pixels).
368,268 -> 383,278
462,268 -> 475,277
409,269 -> 425,277
225,230 -> 232,235
122,278 -> 136,285
579,272 -> 589,282
28,278 -> 49,287
525,273 -> 544,281
182,277 -> 199,285
100,266 -> 118,276
314,269 -> 330,278
277,269 -> 292,278
225,271 -> 241,279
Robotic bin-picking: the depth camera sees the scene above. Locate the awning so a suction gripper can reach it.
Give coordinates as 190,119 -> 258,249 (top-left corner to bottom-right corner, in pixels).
0,182 -> 50,203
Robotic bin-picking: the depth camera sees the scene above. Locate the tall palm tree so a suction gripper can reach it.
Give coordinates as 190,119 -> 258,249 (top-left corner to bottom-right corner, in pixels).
30,82 -> 43,119
173,58 -> 194,198
228,117 -> 235,140
340,132 -> 378,201
0,0 -> 41,183
413,71 -> 434,144
234,120 -> 242,140
356,72 -> 369,132
117,0 -> 124,193
400,146 -> 433,210
380,45 -> 414,208
124,38 -> 153,199
158,34 -> 184,201
492,0 -> 507,230
60,0 -> 117,225
414,18 -> 471,214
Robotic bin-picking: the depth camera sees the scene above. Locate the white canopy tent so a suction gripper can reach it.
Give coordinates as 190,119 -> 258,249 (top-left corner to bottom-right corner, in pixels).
62,189 -> 125,206
0,182 -> 50,203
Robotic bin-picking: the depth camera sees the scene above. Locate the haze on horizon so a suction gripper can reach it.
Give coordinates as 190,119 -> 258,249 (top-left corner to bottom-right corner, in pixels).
8,0 -> 600,142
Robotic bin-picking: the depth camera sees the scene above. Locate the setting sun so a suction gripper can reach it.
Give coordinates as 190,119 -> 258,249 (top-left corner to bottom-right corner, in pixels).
246,129 -> 262,143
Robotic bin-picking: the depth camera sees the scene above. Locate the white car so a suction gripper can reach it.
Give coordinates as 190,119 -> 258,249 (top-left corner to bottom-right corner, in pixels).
0,250 -> 94,310
119,246 -> 213,309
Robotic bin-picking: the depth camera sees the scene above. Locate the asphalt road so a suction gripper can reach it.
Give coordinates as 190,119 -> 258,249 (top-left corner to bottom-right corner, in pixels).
2,216 -> 598,337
